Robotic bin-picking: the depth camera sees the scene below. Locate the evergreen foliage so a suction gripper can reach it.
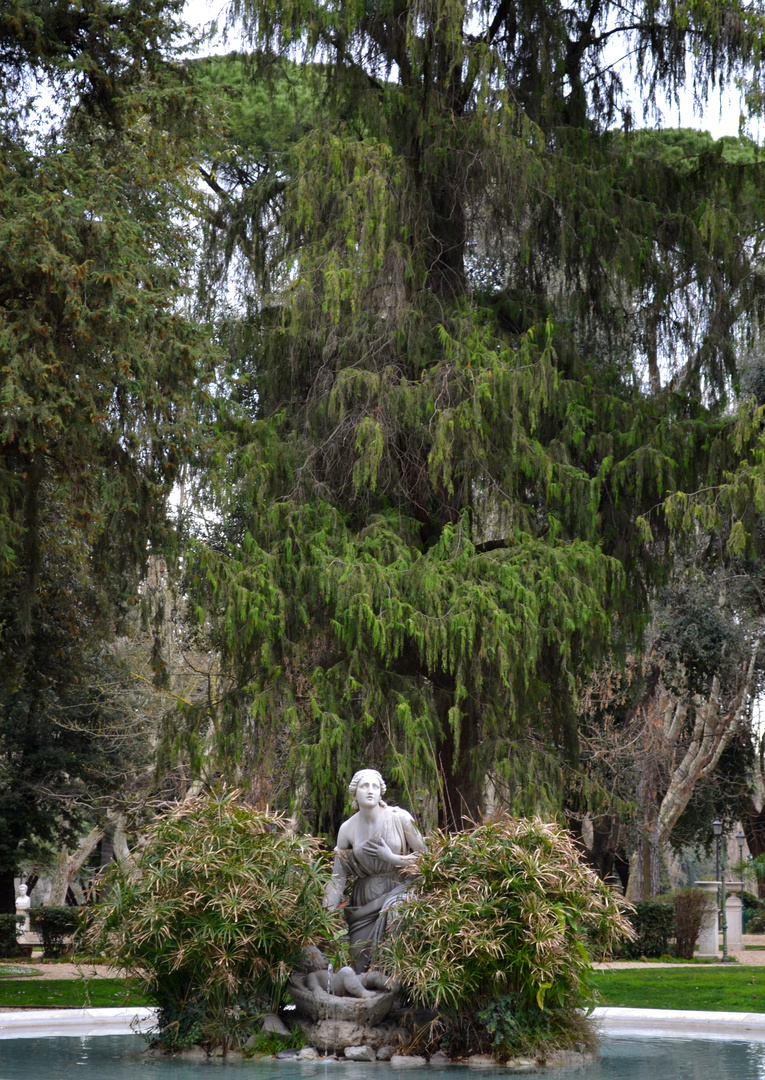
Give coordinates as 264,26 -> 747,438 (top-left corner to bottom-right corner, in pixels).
0,0 -> 212,906
89,792 -> 340,1051
183,0 -> 765,832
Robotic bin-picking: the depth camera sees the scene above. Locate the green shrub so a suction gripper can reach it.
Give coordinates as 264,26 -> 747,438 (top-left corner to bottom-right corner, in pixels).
378,815 -> 633,1058
88,791 -> 340,1051
672,889 -> 714,960
31,908 -> 81,958
746,909 -> 765,934
0,914 -> 24,958
618,901 -> 674,958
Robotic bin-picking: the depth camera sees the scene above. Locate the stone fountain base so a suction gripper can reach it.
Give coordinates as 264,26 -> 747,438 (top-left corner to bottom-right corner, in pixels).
288,968 -> 404,1052
293,1016 -> 409,1052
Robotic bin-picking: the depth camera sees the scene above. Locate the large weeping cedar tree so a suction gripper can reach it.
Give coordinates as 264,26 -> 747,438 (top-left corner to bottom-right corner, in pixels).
186,0 -> 765,834
0,0 -> 211,910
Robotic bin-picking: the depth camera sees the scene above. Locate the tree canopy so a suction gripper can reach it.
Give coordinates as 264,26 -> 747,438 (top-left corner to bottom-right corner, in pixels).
0,0 -> 211,908
181,0 -> 765,836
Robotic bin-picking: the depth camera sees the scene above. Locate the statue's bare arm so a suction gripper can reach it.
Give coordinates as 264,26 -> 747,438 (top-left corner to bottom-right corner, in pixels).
403,813 -> 426,853
325,821 -> 352,909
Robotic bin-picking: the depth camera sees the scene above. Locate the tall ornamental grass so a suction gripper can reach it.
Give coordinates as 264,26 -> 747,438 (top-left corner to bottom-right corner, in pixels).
89,792 -> 340,1051
378,815 -> 633,1057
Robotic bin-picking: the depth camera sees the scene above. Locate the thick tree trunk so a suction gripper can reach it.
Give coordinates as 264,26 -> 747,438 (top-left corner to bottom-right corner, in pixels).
0,870 -> 16,915
633,754 -> 662,900
570,815 -> 629,890
656,649 -> 756,846
47,823 -> 110,906
426,179 -> 467,301
631,644 -> 757,897
744,805 -> 765,899
432,670 -> 483,830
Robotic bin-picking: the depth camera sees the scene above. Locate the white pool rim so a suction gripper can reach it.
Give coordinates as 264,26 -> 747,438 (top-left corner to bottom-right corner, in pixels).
0,1007 -> 157,1039
593,1006 -> 765,1040
3,1005 -> 765,1042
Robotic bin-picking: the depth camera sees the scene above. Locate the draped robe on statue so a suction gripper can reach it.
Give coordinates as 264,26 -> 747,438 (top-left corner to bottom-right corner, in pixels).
335,806 -> 412,971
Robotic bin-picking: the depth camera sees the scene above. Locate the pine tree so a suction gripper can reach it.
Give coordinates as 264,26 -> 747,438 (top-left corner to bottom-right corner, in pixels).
186,3 -> 765,833
0,0 -> 212,908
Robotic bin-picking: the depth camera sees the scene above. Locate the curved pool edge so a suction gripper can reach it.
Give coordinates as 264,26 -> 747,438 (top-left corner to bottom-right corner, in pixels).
4,1005 -> 765,1043
0,1006 -> 158,1039
593,1006 -> 765,1040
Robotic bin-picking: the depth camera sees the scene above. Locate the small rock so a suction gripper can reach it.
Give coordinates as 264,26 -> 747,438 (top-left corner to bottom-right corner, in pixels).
298,1047 -> 321,1061
428,1052 -> 451,1065
263,1012 -> 291,1036
178,1048 -> 208,1061
505,1058 -> 536,1072
391,1054 -> 428,1067
277,1049 -> 300,1059
543,1049 -> 595,1067
467,1054 -> 496,1068
377,1046 -> 397,1061
225,1051 -> 243,1061
345,1046 -> 377,1061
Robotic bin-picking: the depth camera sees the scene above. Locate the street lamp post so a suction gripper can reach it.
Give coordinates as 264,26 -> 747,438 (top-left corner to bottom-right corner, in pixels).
713,818 -> 729,962
738,831 -> 746,931
713,818 -> 722,928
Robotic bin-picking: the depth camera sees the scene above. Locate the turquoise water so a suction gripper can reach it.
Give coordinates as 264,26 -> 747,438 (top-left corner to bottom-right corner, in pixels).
1,1036 -> 765,1079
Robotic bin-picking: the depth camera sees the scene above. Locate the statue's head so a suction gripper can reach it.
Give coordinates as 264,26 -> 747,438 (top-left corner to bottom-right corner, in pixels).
349,768 -> 387,811
18,884 -> 27,896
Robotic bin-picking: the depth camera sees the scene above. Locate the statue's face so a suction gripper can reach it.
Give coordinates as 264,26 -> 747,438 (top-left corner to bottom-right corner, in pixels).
19,885 -> 27,896
356,771 -> 383,808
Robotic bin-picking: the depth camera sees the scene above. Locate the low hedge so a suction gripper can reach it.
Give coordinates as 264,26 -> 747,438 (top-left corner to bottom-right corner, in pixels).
618,901 -> 675,958
0,914 -> 24,958
673,888 -> 714,960
31,907 -> 81,958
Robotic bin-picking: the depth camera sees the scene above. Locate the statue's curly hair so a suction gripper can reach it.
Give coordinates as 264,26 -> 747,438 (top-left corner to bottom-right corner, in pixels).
348,768 -> 387,810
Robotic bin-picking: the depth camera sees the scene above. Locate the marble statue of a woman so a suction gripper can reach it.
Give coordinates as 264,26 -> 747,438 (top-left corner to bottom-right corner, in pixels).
325,768 -> 426,972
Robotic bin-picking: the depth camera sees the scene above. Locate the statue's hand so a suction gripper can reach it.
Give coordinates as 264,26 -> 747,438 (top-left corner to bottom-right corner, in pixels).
361,836 -> 394,861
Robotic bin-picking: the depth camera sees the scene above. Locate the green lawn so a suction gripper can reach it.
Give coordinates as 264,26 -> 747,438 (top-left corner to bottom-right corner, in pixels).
0,978 -> 150,1009
594,967 -> 765,1012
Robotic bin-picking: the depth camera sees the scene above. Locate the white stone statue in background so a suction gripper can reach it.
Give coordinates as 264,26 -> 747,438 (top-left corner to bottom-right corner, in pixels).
15,883 -> 31,935
325,768 -> 426,971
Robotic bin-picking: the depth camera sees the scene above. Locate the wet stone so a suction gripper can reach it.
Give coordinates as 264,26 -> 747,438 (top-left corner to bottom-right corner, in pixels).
345,1046 -> 377,1061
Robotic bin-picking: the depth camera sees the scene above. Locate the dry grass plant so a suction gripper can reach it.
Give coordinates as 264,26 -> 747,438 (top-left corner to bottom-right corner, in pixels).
88,791 -> 340,1051
378,814 -> 633,1057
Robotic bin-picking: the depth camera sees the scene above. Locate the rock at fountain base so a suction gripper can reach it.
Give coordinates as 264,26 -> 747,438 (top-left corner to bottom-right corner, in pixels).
295,1018 -> 408,1053
344,1045 -> 377,1061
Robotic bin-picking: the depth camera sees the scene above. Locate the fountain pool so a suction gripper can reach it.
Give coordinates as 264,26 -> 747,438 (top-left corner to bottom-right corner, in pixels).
1,1035 -> 765,1080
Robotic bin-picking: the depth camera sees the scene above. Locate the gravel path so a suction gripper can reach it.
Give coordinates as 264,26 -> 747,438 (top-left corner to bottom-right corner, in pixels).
594,934 -> 765,968
0,962 -> 121,980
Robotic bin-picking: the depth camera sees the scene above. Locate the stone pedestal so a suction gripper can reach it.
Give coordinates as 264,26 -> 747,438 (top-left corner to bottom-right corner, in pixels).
695,881 -> 721,958
726,890 -> 743,953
